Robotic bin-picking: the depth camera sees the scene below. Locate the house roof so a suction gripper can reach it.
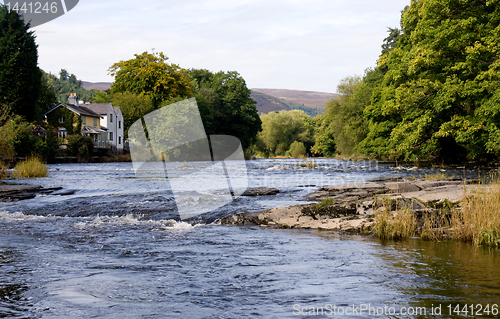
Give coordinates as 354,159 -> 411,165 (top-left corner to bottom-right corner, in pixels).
43,103 -> 101,118
84,103 -> 114,116
113,107 -> 121,115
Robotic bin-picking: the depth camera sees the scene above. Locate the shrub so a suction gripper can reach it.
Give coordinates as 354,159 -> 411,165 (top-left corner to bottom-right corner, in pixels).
12,157 -> 48,178
67,135 -> 94,162
289,141 -> 306,158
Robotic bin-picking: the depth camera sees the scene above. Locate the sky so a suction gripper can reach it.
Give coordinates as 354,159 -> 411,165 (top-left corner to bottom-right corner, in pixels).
33,0 -> 410,93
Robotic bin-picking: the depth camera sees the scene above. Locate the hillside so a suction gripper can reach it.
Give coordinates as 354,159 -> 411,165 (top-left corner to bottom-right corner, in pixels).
250,91 -> 292,114
252,88 -> 338,109
82,81 -> 112,91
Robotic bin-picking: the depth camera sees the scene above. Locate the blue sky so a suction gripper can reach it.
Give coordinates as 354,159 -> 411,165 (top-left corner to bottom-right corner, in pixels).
34,0 -> 410,93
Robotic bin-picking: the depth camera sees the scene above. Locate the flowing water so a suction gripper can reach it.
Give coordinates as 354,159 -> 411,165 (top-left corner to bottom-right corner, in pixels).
0,159 -> 498,318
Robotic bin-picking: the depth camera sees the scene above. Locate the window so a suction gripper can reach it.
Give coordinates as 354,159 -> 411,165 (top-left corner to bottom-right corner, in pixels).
119,136 -> 121,144
110,132 -> 113,141
119,121 -> 121,129
82,116 -> 86,124
93,117 -> 97,126
59,117 -> 64,123
110,114 -> 113,122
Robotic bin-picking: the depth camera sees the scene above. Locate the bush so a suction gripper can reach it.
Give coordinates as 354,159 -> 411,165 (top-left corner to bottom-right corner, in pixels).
67,135 -> 94,162
289,141 -> 306,158
0,161 -> 8,179
12,157 -> 47,178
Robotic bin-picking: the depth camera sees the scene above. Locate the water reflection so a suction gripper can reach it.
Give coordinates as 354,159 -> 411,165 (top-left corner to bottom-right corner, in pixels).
375,239 -> 500,318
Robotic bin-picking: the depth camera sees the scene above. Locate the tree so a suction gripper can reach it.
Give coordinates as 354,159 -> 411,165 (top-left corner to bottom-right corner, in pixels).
111,92 -> 154,137
360,0 -> 500,161
109,51 -> 192,107
59,69 -> 69,81
313,69 -> 383,157
35,71 -> 58,122
0,4 -> 41,122
188,69 -> 262,150
255,110 -> 314,156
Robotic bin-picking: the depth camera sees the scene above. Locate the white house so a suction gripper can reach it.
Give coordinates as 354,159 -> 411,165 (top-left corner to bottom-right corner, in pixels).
84,103 -> 125,152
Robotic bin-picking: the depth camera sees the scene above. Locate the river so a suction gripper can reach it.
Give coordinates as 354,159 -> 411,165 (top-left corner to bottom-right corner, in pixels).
0,159 -> 498,318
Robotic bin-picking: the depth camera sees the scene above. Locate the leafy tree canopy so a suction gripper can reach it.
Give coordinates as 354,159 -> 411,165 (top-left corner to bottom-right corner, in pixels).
254,109 -> 315,157
187,69 -> 262,150
42,69 -> 93,104
360,0 -> 500,161
0,4 -> 41,122
109,51 -> 192,107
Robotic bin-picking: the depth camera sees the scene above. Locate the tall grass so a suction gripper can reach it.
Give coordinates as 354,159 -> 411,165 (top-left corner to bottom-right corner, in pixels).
373,206 -> 417,240
12,157 -> 48,178
451,183 -> 500,247
0,161 -> 7,179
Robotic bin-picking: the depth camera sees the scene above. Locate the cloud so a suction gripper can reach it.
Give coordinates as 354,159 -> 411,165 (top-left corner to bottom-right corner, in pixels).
34,0 -> 409,92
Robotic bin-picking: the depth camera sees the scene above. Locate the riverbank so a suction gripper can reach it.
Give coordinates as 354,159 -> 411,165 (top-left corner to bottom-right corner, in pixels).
222,178 -> 500,245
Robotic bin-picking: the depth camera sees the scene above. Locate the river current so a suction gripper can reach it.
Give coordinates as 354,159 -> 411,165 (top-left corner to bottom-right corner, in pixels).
0,159 -> 499,318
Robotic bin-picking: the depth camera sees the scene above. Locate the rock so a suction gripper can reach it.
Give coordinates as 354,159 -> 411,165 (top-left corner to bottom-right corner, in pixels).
221,177 -> 480,234
385,182 -> 421,193
241,187 -> 279,196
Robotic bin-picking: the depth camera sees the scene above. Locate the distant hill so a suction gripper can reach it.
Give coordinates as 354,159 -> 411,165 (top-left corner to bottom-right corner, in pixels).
252,88 -> 339,110
250,91 -> 292,114
82,81 -> 112,91
79,82 -> 335,117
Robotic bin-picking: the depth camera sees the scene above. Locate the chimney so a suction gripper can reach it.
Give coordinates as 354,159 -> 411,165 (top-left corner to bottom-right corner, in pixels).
68,93 -> 79,107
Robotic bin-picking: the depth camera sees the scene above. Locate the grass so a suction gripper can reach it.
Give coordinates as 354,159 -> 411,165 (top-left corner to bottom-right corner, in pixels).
0,161 -> 8,179
373,205 -> 417,240
373,179 -> 500,247
12,157 -> 48,178
450,182 -> 500,247
420,172 -> 455,180
315,198 -> 334,209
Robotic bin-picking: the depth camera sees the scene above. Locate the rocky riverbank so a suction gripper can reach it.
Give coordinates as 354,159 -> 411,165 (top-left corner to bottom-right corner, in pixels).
221,178 -> 477,233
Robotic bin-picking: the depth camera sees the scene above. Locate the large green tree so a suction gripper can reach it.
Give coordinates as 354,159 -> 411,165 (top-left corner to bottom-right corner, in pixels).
109,51 -> 192,107
0,4 -> 41,122
254,109 -> 314,156
360,0 -> 500,161
188,69 -> 262,150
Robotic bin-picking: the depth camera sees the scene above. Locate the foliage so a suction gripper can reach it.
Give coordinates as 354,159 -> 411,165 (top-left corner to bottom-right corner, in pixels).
0,5 -> 41,122
188,69 -> 262,150
288,141 -> 306,158
360,0 -> 500,161
41,69 -> 94,104
92,89 -> 112,103
66,135 -> 94,162
254,110 -> 315,156
109,51 -> 192,107
313,69 -> 383,157
35,71 -> 58,122
111,92 -> 154,137
0,115 -> 53,160
12,157 -> 48,178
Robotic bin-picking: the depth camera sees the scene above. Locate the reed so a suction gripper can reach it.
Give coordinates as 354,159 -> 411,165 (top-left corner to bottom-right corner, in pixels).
0,161 -> 7,179
451,183 -> 500,247
373,205 -> 417,240
12,157 -> 48,178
